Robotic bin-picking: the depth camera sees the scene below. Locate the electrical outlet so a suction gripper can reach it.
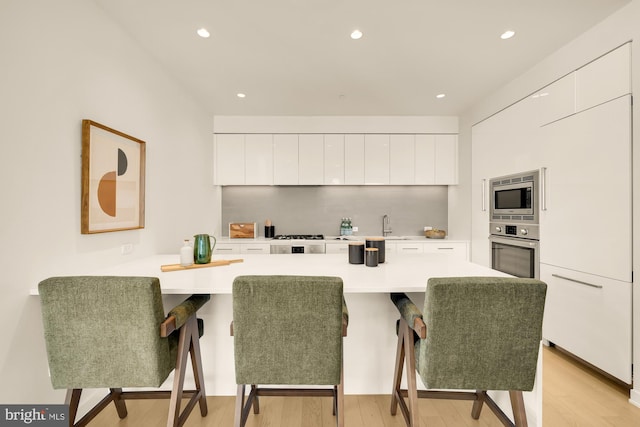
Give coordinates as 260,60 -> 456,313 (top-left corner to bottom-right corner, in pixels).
352,226 -> 359,232
121,243 -> 133,255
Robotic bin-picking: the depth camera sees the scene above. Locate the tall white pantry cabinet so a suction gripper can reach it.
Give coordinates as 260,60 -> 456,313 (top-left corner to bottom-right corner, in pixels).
471,43 -> 632,383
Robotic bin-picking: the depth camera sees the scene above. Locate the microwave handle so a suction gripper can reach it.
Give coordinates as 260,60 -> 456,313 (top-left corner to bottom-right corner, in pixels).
481,179 -> 487,211
540,167 -> 547,211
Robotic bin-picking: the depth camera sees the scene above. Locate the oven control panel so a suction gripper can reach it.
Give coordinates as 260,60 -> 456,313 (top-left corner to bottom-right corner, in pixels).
490,222 -> 539,240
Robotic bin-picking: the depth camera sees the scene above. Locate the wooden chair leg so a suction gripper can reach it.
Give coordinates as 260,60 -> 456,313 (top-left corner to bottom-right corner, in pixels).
509,390 -> 528,427
109,388 -> 128,419
471,390 -> 486,420
187,317 -> 208,416
336,363 -> 344,427
251,384 -> 260,414
390,321 -> 406,416
403,323 -> 420,427
65,389 -> 81,426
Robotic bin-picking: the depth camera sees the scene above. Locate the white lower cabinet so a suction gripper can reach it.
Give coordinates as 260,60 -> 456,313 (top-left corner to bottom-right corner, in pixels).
240,244 -> 270,254
396,243 -> 424,254
541,263 -> 632,384
325,243 -> 349,254
213,243 -> 240,254
422,242 -> 467,260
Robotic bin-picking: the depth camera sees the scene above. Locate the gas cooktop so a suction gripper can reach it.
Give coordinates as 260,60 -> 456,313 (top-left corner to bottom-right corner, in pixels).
272,234 -> 325,240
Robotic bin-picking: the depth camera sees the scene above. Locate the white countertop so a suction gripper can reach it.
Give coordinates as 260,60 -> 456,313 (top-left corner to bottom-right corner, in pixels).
33,253 -> 507,295
217,236 -> 468,244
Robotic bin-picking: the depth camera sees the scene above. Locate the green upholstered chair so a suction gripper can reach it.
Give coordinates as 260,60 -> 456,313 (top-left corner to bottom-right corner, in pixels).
231,275 -> 348,427
389,277 -> 547,427
38,276 -> 210,427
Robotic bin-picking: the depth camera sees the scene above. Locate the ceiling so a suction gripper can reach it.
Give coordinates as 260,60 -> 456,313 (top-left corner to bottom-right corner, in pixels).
93,0 -> 630,117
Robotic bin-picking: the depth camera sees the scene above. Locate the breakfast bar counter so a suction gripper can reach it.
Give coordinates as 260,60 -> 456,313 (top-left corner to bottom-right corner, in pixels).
77,252 -> 510,294
32,253 -> 541,426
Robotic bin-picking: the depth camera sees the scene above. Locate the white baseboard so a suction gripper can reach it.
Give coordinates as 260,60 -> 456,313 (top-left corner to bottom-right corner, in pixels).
629,389 -> 640,408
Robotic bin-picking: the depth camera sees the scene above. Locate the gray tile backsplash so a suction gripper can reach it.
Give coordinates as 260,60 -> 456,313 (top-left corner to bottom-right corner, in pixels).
221,186 -> 447,237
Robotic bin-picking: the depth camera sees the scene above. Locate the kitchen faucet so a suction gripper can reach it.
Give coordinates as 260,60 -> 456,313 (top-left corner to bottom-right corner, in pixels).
382,214 -> 392,237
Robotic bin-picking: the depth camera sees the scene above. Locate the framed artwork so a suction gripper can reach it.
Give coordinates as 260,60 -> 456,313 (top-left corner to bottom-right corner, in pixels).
81,120 -> 145,234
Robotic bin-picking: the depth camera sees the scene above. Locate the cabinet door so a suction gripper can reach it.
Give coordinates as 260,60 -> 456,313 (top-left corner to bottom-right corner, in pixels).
530,73 -> 575,126
214,134 -> 245,185
324,134 -> 345,185
240,244 -> 271,254
389,134 -> 415,184
415,135 -> 436,184
434,135 -> 458,184
213,243 -> 240,254
364,134 -> 390,184
422,242 -> 468,260
345,134 -> 365,184
541,263 -> 632,383
299,134 -> 324,185
396,243 -> 424,254
245,134 -> 273,185
325,243 -> 349,254
539,96 -> 631,282
273,134 -> 298,185
576,43 -> 630,112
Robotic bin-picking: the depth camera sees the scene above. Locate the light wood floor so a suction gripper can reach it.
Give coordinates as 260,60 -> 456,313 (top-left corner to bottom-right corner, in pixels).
89,347 -> 640,426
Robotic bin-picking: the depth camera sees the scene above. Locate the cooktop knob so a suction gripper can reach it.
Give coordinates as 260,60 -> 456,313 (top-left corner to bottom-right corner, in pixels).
495,226 -> 502,233
520,228 -> 528,236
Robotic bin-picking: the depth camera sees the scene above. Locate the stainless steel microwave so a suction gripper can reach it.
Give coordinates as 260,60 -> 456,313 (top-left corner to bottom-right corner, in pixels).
490,170 -> 539,223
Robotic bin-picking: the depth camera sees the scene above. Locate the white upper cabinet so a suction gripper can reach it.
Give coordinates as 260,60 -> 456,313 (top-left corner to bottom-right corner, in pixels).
414,135 -> 458,185
273,134 -> 299,185
415,135 -> 436,184
530,73 -> 576,126
215,134 -> 244,185
434,135 -> 458,184
364,134 -> 390,184
344,134 -> 365,184
389,134 -> 415,185
575,43 -> 630,112
214,132 -> 458,186
298,134 -> 324,185
245,134 -> 273,185
324,134 -> 345,185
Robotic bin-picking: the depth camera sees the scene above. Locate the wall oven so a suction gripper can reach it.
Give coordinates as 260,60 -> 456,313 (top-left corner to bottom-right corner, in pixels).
489,170 -> 540,279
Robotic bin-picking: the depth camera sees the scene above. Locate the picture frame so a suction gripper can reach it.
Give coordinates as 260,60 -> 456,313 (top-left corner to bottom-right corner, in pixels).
81,120 -> 145,234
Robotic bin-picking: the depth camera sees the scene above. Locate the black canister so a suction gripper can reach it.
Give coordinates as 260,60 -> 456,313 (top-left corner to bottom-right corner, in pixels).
265,225 -> 275,238
365,247 -> 379,267
365,237 -> 386,263
348,242 -> 365,264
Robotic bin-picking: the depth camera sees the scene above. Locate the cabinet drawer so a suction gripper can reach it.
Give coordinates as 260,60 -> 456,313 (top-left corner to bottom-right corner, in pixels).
213,244 -> 240,254
541,263 -> 631,383
423,242 -> 468,260
325,244 -> 349,254
396,243 -> 424,254
240,244 -> 271,254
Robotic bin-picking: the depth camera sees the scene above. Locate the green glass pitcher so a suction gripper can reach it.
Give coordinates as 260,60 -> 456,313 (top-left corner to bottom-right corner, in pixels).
193,234 -> 216,264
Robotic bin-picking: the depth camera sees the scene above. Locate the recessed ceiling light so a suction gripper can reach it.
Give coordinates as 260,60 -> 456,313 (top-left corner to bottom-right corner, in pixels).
197,28 -> 210,38
500,30 -> 515,40
436,94 -> 446,99
237,93 -> 246,98
350,30 -> 363,40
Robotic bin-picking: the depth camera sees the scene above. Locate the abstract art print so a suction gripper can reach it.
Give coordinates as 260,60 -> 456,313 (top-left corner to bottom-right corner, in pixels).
81,120 -> 145,233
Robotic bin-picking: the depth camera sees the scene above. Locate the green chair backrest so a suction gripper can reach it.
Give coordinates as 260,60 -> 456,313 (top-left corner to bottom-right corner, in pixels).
232,275 -> 344,386
39,276 -> 173,389
417,277 -> 547,391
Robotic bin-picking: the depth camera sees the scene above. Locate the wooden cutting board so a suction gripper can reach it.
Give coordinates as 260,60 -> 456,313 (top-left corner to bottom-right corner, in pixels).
161,258 -> 244,272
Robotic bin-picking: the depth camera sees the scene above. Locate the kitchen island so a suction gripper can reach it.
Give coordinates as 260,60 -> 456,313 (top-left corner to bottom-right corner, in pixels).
32,253 -> 541,426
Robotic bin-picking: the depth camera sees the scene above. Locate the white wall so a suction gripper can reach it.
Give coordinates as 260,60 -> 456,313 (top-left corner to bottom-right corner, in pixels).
0,0 -> 217,404
453,0 -> 640,405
